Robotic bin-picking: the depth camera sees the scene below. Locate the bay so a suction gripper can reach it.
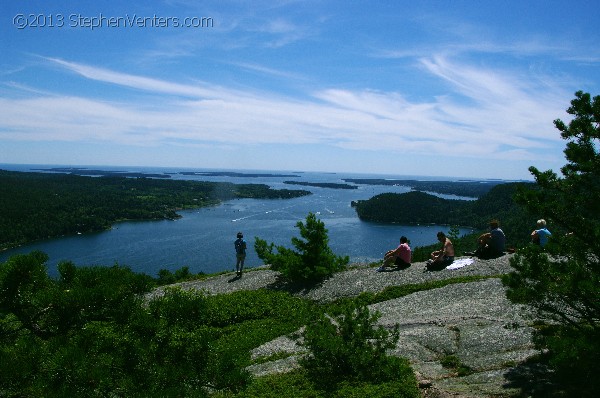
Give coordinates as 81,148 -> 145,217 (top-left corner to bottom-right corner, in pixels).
0,165 -> 474,277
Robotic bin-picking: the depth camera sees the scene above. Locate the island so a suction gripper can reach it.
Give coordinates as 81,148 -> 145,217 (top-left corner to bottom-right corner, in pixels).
33,167 -> 172,179
0,170 -> 310,251
342,178 -> 510,198
283,181 -> 358,189
180,171 -> 301,178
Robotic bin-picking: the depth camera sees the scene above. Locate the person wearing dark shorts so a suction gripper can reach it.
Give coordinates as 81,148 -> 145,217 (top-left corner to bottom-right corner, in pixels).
427,231 -> 455,270
378,236 -> 411,271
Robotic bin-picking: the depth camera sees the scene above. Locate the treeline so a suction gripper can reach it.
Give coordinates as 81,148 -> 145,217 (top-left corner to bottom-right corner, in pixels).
0,170 -> 310,250
344,178 -> 507,198
354,183 -> 539,249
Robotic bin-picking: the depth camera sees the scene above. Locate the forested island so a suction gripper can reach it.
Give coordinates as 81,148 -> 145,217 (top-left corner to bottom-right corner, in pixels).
0,170 -> 310,251
283,180 -> 358,189
353,182 -> 537,249
343,178 -> 511,198
34,168 -> 303,179
33,167 -> 172,179
180,171 -> 301,178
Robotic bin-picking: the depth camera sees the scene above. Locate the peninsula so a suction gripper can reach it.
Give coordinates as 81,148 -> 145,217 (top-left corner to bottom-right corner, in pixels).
0,170 -> 310,251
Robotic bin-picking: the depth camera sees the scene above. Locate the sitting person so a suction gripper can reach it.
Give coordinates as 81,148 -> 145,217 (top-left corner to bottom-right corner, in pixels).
469,219 -> 506,259
531,219 -> 552,247
378,236 -> 411,271
427,231 -> 455,270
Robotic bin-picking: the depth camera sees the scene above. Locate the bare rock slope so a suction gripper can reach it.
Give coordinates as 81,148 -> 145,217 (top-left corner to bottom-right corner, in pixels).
149,255 -> 541,397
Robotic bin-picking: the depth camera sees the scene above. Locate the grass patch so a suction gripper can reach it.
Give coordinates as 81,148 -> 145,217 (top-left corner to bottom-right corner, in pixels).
440,355 -> 474,377
326,275 -> 500,313
215,367 -> 420,398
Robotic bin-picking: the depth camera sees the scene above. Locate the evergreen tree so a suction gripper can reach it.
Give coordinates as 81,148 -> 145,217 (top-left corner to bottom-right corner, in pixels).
502,91 -> 600,396
255,212 -> 349,283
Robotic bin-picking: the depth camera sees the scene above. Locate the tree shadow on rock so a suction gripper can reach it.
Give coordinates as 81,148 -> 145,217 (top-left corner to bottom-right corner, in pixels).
265,274 -> 326,295
503,354 -> 559,397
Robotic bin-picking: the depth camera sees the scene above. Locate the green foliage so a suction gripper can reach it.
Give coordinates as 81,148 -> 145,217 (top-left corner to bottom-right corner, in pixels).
533,324 -> 600,397
440,354 -> 473,376
502,91 -> 600,396
0,252 -> 251,396
331,377 -> 420,398
354,191 -> 472,225
447,225 -> 461,254
300,302 -> 412,390
0,251 -> 52,336
231,368 -> 419,398
0,170 -> 310,250
355,183 -> 535,250
255,213 -> 349,283
230,369 -> 322,398
156,266 -> 206,286
0,249 -> 425,397
204,289 -> 314,328
344,178 -> 504,198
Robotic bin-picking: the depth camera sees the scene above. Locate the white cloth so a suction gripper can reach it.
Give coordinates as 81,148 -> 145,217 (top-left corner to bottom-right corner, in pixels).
446,258 -> 474,270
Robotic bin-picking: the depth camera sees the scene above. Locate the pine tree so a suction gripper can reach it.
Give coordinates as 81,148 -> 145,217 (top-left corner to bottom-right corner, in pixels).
502,91 -> 600,396
255,212 -> 348,283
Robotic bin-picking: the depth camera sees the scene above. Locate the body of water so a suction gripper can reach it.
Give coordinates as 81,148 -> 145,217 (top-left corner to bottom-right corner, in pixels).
0,164 -> 475,277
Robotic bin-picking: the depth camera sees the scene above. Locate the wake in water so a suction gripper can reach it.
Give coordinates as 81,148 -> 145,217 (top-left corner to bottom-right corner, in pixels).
231,204 -> 297,222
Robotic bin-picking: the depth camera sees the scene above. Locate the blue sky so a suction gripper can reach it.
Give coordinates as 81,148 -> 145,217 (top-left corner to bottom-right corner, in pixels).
1,1 -> 599,179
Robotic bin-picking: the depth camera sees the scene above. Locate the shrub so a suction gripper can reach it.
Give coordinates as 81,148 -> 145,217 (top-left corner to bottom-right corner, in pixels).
300,302 -> 412,389
254,212 -> 348,283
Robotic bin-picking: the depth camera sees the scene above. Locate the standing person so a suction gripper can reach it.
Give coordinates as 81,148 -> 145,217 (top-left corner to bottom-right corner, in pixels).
427,231 -> 455,270
378,236 -> 411,271
234,232 -> 247,276
531,219 -> 552,247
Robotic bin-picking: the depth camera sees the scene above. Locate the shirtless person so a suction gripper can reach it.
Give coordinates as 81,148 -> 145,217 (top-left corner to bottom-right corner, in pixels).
427,231 -> 455,270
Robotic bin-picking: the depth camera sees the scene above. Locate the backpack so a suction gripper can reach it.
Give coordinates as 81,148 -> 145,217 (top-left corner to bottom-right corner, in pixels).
235,238 -> 246,254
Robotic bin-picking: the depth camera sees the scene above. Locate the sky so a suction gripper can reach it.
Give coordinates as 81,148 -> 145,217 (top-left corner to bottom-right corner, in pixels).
1,1 -> 599,180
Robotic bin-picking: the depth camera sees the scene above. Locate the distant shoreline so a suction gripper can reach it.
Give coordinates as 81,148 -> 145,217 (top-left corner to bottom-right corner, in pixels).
283,180 -> 358,189
32,167 -> 302,179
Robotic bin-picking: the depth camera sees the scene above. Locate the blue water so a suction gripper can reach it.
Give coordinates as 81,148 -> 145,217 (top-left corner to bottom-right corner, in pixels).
0,164 -> 474,277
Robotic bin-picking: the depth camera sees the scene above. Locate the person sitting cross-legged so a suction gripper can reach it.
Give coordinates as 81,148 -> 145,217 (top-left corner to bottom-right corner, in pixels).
467,219 -> 506,259
426,231 -> 455,271
377,236 -> 411,271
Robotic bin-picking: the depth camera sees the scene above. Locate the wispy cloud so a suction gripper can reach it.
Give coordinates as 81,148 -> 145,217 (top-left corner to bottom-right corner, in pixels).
0,55 -> 569,165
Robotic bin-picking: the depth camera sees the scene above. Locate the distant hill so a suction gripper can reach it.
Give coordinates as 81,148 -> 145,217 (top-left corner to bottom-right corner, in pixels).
343,178 -> 511,198
352,191 -> 473,225
353,182 -> 537,248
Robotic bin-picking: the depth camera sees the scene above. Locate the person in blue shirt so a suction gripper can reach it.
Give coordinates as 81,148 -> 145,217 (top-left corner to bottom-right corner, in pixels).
234,232 -> 247,276
531,219 -> 552,247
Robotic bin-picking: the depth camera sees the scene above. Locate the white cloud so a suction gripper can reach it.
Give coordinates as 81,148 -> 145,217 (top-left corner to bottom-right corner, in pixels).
0,56 -> 570,169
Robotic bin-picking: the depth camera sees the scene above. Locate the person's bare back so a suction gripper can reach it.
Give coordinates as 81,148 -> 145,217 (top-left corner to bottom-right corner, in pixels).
443,238 -> 455,257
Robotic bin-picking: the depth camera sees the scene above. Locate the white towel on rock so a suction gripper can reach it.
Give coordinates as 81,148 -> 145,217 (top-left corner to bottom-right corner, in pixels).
446,258 -> 474,270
